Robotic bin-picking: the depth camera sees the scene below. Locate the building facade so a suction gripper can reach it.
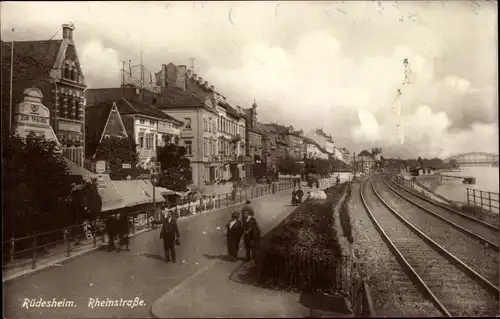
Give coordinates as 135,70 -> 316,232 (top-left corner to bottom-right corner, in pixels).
259,123 -> 288,169
305,128 -> 334,156
2,23 -> 87,166
116,98 -> 183,168
86,88 -> 183,169
154,87 -> 219,186
155,63 -> 250,185
283,128 -> 306,160
305,140 -> 329,160
338,147 -> 352,164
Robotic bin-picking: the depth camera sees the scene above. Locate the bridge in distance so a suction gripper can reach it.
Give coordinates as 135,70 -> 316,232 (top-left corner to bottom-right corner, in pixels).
444,152 -> 499,165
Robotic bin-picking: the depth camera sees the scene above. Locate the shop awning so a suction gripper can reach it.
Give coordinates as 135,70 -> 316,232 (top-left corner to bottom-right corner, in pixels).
111,179 -> 165,208
156,187 -> 176,196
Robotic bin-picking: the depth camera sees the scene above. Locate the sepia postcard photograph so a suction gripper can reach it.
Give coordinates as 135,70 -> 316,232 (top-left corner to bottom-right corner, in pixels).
1,1 -> 498,318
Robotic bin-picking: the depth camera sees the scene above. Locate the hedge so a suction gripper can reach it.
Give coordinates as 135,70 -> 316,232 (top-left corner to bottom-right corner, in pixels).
339,184 -> 354,244
257,184 -> 348,293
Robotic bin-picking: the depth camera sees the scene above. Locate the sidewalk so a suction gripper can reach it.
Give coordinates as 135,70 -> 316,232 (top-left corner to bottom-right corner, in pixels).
151,193 -> 310,318
2,184 -> 291,283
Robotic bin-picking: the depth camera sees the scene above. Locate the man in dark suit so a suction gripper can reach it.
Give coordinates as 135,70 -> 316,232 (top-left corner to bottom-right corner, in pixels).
242,209 -> 261,262
117,211 -> 129,252
160,211 -> 180,263
226,211 -> 244,262
105,214 -> 117,252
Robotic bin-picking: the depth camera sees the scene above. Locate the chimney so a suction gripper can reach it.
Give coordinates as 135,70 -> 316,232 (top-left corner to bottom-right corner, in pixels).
62,23 -> 75,40
176,65 -> 187,91
204,81 -> 208,87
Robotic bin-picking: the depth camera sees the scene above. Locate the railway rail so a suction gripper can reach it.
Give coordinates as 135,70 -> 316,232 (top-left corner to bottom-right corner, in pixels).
360,175 -> 498,317
386,175 -> 499,251
389,173 -> 499,234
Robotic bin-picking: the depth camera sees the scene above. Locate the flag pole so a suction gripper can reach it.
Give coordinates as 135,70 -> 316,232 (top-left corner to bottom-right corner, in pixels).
9,28 -> 15,132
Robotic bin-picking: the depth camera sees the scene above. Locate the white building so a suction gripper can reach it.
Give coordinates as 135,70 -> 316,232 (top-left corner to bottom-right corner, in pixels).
305,128 -> 334,156
116,98 -> 183,169
305,140 -> 329,159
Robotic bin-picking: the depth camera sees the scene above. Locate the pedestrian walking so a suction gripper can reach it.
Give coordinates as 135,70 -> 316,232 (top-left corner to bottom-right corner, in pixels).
226,211 -> 244,262
291,187 -> 297,206
160,211 -> 180,263
242,200 -> 255,217
242,209 -> 261,262
296,186 -> 304,204
117,212 -> 129,252
105,213 -> 117,252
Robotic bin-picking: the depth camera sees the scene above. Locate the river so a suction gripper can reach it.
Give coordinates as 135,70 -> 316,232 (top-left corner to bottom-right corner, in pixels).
433,165 -> 499,203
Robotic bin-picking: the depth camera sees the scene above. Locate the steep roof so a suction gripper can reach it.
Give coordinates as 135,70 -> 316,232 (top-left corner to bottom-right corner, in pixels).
85,101 -> 114,143
5,40 -> 62,70
117,98 -> 183,125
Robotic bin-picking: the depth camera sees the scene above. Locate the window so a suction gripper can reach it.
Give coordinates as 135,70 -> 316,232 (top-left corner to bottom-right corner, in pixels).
145,133 -> 154,149
204,119 -> 208,132
208,118 -> 212,133
185,118 -> 191,129
204,139 -> 208,156
138,132 -> 145,148
185,141 -> 193,156
212,122 -> 216,133
140,119 -> 145,125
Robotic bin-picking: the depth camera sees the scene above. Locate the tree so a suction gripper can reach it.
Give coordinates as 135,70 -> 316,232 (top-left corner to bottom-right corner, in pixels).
94,136 -> 139,172
157,143 -> 192,192
449,159 -> 459,168
304,158 -> 331,176
277,157 -> 302,176
2,132 -> 72,241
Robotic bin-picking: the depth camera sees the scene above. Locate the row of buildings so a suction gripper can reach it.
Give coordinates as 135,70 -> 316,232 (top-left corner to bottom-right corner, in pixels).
1,23 -> 354,188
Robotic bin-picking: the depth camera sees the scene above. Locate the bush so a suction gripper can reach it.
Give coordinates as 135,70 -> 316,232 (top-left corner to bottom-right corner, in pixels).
257,184 -> 347,292
339,185 -> 353,244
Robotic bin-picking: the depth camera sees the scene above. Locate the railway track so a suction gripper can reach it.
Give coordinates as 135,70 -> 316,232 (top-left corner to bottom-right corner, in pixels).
360,175 -> 499,317
388,174 -> 499,244
376,177 -> 499,291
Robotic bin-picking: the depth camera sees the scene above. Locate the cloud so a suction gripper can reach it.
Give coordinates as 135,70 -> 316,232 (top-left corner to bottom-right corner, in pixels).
79,41 -> 122,88
1,1 -> 497,158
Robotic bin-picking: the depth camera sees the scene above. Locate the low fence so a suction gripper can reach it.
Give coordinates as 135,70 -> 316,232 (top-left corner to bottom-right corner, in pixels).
467,188 -> 499,213
161,179 -> 294,219
2,179 -> 298,275
2,213 -> 151,274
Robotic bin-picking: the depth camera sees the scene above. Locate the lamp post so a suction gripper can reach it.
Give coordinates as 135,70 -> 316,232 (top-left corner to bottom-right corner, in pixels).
9,28 -> 15,132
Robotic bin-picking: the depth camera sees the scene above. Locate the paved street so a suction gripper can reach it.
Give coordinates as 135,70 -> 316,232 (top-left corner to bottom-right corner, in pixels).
3,191 -> 296,319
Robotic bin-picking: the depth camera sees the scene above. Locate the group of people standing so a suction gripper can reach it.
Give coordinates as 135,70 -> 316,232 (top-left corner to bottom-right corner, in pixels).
105,212 -> 129,252
225,200 -> 261,262
291,187 -> 304,206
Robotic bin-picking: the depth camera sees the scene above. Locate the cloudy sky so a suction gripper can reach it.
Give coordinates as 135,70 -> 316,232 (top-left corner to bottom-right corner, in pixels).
1,1 -> 498,158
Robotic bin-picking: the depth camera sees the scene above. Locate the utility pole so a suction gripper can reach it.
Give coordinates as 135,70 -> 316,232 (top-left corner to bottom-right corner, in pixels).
9,29 -> 15,132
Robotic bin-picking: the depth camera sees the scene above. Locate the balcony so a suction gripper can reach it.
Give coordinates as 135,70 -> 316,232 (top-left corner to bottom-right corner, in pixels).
139,149 -> 154,158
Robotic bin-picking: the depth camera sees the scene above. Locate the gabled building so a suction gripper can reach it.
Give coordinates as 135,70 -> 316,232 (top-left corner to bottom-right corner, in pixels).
85,100 -> 129,160
116,97 -> 183,168
86,87 -> 184,169
1,23 -> 87,166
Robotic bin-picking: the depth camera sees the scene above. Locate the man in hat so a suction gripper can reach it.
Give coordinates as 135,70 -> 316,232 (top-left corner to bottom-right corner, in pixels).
242,208 -> 261,262
226,211 -> 244,262
160,211 -> 180,263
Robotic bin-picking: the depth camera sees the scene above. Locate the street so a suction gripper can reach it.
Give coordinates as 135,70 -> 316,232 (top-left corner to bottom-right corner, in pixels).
3,192 -> 296,319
